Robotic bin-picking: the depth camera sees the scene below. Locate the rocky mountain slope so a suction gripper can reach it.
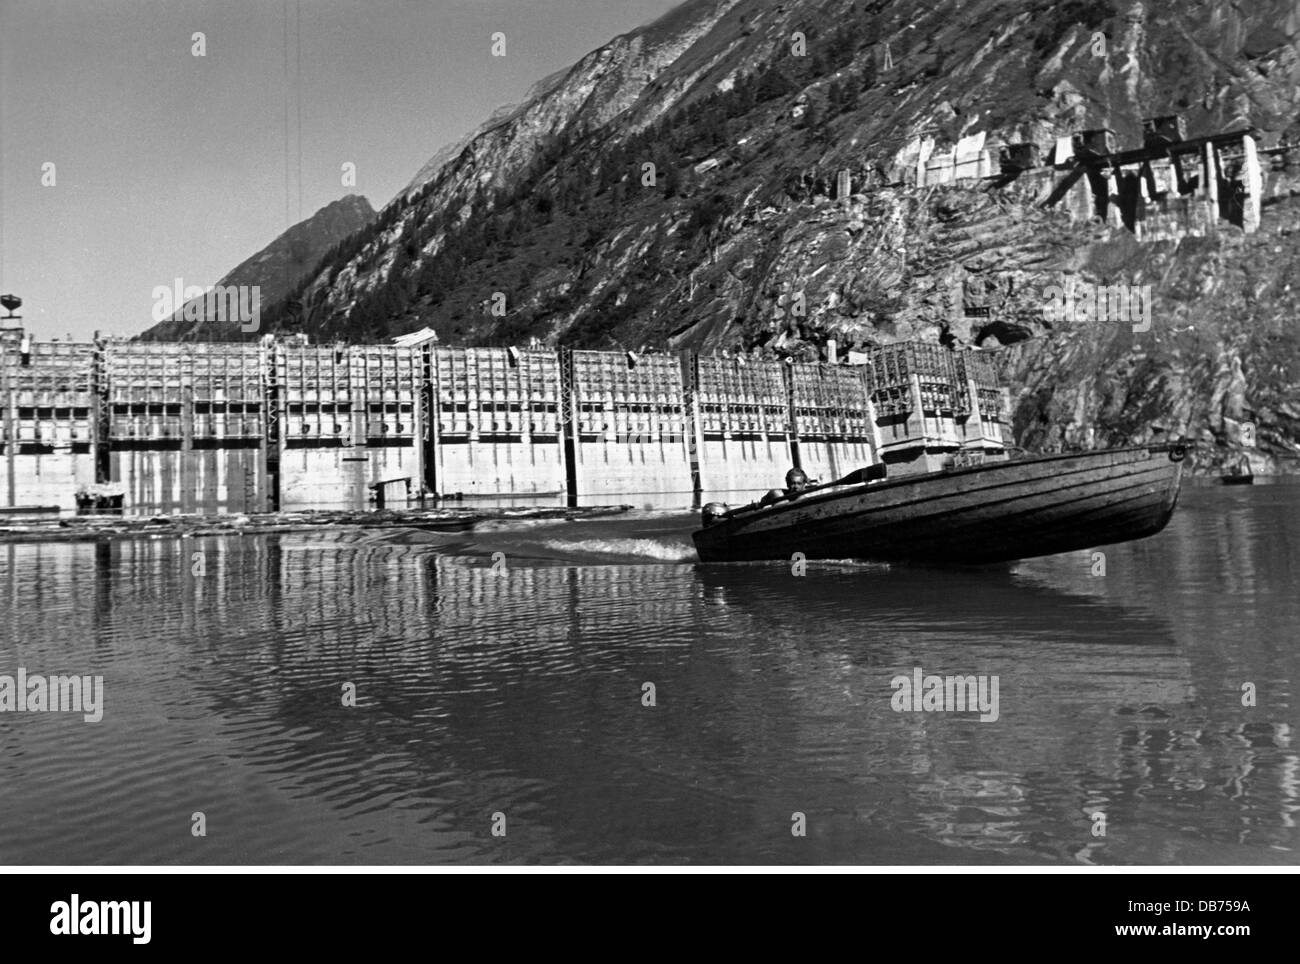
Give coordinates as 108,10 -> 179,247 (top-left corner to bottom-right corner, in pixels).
138,194 -> 375,341
249,0 -> 1299,472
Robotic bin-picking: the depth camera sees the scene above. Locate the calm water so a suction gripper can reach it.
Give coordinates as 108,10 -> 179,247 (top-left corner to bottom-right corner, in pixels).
1,484 -> 1297,865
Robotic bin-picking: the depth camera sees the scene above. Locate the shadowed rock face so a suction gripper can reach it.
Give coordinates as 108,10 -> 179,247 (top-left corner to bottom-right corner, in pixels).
138,194 -> 375,342
249,0 -> 1297,471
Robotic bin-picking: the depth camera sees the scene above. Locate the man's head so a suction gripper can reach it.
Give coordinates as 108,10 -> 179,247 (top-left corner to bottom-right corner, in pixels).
785,467 -> 809,493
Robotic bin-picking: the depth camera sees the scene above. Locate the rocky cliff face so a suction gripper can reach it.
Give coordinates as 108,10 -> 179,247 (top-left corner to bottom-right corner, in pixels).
1004,197 -> 1300,474
253,0 -> 1300,473
138,194 -> 375,342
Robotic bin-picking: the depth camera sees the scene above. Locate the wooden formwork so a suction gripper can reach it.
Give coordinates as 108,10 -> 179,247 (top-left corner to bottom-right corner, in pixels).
1,341 -> 97,508
787,362 -> 876,484
691,356 -> 793,502
567,351 -> 692,501
431,347 -> 565,498
103,343 -> 266,512
275,344 -> 422,509
3,338 -> 1009,512
952,349 -> 1006,453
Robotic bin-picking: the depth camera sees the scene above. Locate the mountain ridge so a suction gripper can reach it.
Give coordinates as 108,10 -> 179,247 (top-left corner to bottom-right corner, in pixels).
137,194 -> 375,342
220,0 -> 1300,470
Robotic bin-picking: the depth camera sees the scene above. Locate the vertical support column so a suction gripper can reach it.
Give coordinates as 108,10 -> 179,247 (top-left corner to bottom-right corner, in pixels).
957,353 -> 983,450
420,344 -> 437,497
1105,167 -> 1123,229
242,449 -> 255,513
181,378 -> 195,513
514,350 -> 529,481
1241,134 -> 1261,234
93,339 -> 111,485
1204,141 -> 1219,214
854,365 -> 883,466
908,369 -> 926,428
1170,152 -> 1187,195
560,349 -> 578,508
865,396 -> 883,466
350,349 -> 368,504
263,341 -> 282,512
241,347 -> 256,513
2,359 -> 13,508
680,351 -> 703,509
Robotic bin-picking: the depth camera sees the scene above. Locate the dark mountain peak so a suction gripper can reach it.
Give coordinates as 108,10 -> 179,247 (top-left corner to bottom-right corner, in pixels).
138,195 -> 375,342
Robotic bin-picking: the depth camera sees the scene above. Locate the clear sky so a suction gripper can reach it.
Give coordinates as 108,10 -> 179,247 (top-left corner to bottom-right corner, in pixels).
0,0 -> 680,341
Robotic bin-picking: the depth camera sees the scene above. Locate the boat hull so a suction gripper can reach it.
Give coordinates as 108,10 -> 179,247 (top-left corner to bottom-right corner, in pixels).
692,445 -> 1186,564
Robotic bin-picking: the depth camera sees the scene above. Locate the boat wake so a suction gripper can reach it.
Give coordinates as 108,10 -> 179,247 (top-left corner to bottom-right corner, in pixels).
346,512 -> 701,566
538,537 -> 696,563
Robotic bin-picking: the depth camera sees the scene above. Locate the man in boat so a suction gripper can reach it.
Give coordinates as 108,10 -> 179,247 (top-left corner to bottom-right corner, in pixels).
757,467 -> 813,508
785,467 -> 810,498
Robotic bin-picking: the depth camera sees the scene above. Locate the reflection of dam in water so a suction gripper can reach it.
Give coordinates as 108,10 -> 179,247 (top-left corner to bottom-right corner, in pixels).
3,505 -> 1294,863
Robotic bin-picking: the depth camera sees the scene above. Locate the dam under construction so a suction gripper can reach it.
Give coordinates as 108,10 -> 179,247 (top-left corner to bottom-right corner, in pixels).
0,329 -> 1007,514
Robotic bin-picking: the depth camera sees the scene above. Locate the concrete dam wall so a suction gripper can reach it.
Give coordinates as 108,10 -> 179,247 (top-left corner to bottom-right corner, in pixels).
0,336 -> 1006,513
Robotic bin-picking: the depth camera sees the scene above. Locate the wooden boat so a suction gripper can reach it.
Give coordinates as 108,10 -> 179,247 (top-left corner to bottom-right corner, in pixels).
1220,456 -> 1254,485
692,444 -> 1187,564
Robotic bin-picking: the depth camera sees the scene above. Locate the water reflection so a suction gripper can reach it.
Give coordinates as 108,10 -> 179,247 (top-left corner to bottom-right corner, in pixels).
0,486 -> 1296,864
101,489 -> 695,520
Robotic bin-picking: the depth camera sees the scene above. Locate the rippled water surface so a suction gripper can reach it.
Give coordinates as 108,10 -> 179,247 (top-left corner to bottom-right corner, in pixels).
1,484 -> 1297,864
